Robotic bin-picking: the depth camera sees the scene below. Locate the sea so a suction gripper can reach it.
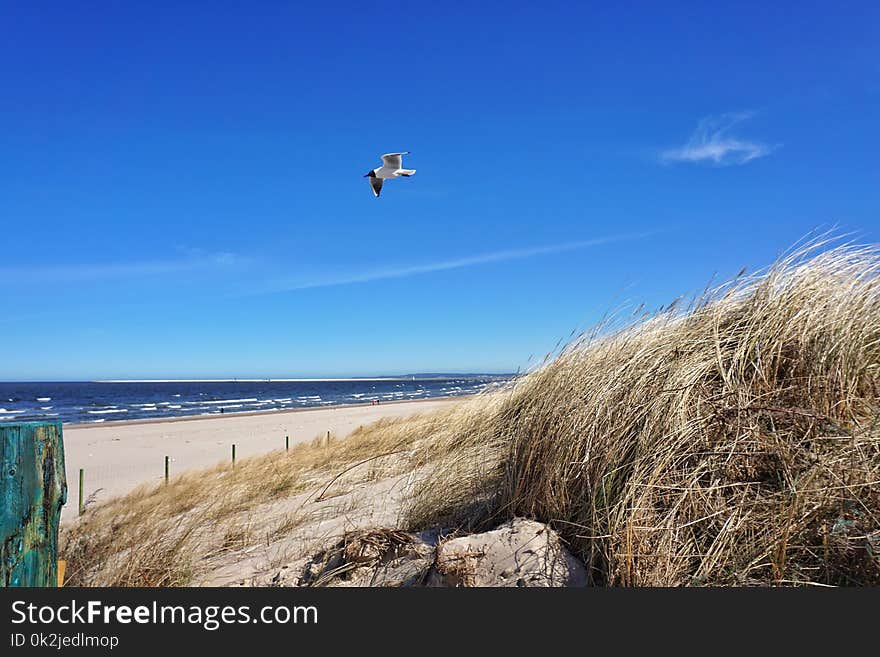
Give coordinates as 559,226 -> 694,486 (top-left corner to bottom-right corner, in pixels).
0,376 -> 513,425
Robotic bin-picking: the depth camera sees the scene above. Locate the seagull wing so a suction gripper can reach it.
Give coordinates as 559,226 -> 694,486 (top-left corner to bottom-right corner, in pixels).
369,177 -> 383,197
381,152 -> 409,169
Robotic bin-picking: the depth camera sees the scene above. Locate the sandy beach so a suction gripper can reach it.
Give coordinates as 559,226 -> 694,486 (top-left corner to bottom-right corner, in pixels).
61,398 -> 461,521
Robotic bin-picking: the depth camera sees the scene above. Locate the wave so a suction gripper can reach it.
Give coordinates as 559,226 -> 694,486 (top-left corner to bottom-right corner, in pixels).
36,397 -> 51,402
0,409 -> 25,414
87,409 -> 129,415
185,398 -> 258,406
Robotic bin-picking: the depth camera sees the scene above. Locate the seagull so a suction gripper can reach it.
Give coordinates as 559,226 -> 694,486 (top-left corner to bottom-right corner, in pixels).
364,152 -> 416,197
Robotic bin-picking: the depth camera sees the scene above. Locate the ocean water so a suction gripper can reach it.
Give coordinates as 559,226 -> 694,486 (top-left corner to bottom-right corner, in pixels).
0,377 -> 512,425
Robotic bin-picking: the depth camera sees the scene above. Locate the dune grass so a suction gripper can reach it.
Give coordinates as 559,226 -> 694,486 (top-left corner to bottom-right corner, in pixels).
404,238 -> 880,585
62,238 -> 880,586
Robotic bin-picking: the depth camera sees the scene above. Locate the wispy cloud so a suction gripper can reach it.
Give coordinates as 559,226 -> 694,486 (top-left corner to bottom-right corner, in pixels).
661,112 -> 777,166
2,248 -> 245,284
260,231 -> 660,295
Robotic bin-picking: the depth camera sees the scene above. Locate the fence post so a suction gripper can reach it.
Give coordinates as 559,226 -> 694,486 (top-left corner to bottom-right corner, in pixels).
325,430 -> 330,447
0,421 -> 67,587
164,456 -> 169,485
285,435 -> 289,451
78,468 -> 84,516
232,444 -> 236,467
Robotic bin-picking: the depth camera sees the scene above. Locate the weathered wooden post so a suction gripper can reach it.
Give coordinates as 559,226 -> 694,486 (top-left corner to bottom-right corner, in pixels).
78,468 -> 84,515
285,435 -> 289,451
1,422 -> 67,587
232,443 -> 236,467
164,456 -> 170,484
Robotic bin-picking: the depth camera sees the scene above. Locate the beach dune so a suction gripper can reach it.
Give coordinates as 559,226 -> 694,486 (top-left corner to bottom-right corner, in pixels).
61,398 -> 461,521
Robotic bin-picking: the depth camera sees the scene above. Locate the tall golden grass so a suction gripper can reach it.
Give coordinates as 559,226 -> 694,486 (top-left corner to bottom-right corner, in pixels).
62,239 -> 880,586
404,238 -> 880,585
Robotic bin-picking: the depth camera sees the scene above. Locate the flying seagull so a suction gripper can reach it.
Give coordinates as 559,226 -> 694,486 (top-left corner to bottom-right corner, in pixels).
364,152 -> 416,197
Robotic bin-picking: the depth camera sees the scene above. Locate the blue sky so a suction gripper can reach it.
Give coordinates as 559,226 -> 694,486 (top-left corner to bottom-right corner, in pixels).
2,2 -> 878,380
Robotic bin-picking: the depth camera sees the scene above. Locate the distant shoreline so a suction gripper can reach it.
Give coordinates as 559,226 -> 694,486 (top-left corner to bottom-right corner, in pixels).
91,377 -> 503,383
2,375 -> 514,426
64,394 -> 476,429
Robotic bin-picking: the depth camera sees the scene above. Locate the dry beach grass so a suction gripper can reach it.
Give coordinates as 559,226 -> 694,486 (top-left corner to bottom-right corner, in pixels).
62,238 -> 880,586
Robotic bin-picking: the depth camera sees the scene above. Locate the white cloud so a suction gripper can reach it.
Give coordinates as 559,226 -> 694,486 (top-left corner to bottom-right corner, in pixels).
662,112 -> 776,166
261,231 -> 659,294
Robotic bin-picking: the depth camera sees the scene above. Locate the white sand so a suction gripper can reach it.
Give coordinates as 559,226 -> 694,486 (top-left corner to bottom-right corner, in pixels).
61,398 -> 460,521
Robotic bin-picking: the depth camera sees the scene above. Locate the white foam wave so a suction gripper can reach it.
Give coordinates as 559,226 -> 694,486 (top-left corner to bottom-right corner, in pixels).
186,398 -> 258,406
87,409 -> 129,415
36,397 -> 51,402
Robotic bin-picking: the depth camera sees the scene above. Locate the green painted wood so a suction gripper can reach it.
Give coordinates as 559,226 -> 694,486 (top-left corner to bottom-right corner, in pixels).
0,422 -> 67,587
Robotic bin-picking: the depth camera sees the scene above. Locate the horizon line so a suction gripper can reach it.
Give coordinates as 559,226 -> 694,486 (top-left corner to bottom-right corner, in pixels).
0,374 -> 517,384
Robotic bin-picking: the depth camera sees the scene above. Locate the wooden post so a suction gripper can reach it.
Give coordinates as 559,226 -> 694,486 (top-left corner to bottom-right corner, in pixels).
232,444 -> 236,467
164,456 -> 170,484
1,422 -> 67,587
325,430 -> 330,447
78,468 -> 84,516
285,435 -> 289,451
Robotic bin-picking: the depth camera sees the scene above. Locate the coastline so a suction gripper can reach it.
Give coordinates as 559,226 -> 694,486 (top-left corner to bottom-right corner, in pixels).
63,394 -> 476,429
60,396 -> 464,521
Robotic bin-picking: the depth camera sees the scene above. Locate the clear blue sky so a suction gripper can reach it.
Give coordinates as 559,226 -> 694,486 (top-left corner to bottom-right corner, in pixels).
2,2 -> 878,380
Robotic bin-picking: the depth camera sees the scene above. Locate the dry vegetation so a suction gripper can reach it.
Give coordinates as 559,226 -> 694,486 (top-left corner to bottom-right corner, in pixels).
62,239 -> 880,586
